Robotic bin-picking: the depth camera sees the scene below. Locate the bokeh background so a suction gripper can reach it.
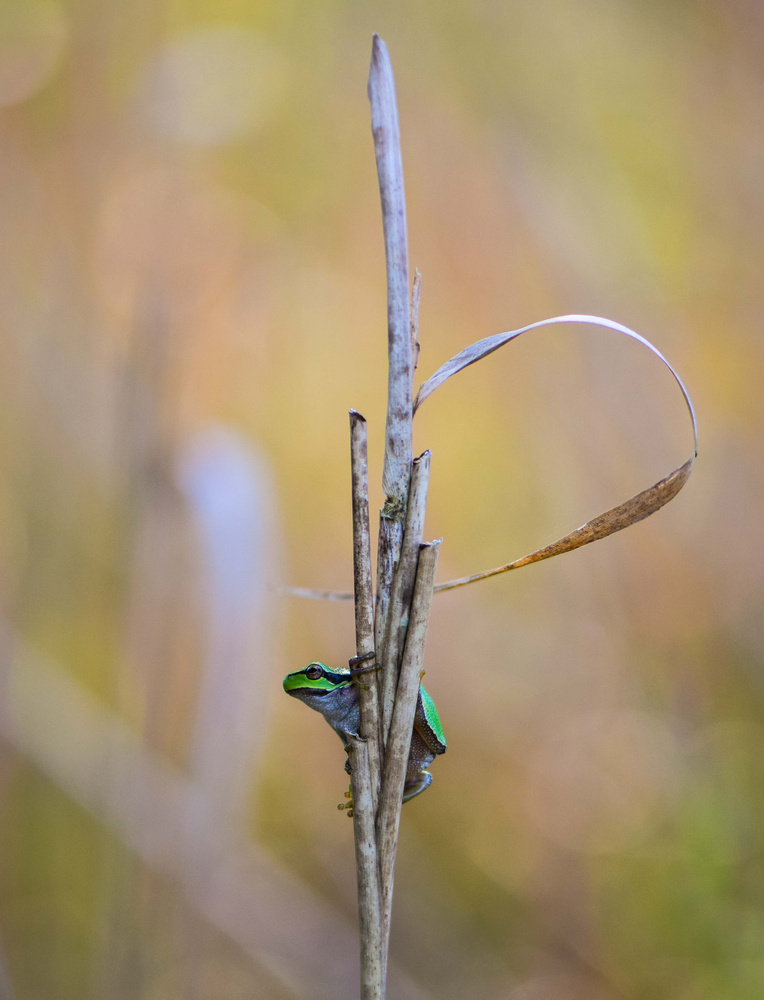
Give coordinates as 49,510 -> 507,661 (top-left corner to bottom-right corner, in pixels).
0,1 -> 761,998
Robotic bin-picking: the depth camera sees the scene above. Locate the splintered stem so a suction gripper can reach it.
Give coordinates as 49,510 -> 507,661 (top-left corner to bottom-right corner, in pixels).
377,540 -> 441,941
380,452 -> 431,741
350,411 -> 383,798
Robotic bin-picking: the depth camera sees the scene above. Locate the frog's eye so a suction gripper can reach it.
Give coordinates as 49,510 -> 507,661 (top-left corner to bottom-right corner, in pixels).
305,664 -> 323,681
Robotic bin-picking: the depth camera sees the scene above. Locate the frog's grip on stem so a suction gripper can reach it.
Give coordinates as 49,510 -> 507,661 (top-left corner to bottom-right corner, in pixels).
349,650 -> 380,690
338,797 -> 354,819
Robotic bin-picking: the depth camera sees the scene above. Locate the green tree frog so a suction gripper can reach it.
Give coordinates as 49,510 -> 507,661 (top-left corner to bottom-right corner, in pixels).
283,661 -> 447,803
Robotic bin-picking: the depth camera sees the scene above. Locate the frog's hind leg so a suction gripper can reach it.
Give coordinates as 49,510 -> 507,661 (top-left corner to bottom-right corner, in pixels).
402,729 -> 436,803
402,770 -> 432,803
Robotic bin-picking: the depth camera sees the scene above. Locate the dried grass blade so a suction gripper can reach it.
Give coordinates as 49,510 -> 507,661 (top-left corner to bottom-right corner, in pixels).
414,313 -> 698,461
434,456 -> 693,593
415,312 -> 697,592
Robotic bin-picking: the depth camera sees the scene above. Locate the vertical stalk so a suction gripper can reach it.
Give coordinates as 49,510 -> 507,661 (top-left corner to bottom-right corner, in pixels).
350,411 -> 383,795
348,411 -> 384,999
369,33 -> 413,723
368,34 -> 412,502
354,34 -> 438,999
347,736 -> 384,1000
380,451 -> 430,740
377,541 -> 441,936
374,515 -> 402,712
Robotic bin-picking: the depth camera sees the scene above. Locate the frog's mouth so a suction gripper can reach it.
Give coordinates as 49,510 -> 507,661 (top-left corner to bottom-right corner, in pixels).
291,686 -> 337,697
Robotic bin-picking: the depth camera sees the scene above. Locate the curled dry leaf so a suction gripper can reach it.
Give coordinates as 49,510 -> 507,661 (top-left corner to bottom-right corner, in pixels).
417,313 -> 698,592
414,313 -> 697,428
279,313 -> 697,601
433,458 -> 694,593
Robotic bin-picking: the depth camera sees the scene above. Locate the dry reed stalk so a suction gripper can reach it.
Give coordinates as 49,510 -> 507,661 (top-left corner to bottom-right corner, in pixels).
376,540 -> 441,940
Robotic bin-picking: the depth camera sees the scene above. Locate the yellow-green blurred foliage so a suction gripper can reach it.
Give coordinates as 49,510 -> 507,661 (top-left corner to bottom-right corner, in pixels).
0,0 -> 761,998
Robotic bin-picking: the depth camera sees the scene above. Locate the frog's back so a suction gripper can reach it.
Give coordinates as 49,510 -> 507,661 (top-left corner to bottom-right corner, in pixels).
416,685 -> 446,753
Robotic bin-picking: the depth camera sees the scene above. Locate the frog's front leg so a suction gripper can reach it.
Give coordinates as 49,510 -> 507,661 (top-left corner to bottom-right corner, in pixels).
402,770 -> 433,803
348,650 -> 379,691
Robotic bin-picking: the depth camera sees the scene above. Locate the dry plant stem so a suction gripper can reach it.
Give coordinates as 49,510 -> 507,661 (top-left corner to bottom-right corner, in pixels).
349,411 -> 385,1000
368,34 -> 412,501
369,35 -> 413,756
350,410 -> 383,795
347,736 -> 385,1000
374,516 -> 403,700
377,540 -> 441,937
380,451 -> 431,741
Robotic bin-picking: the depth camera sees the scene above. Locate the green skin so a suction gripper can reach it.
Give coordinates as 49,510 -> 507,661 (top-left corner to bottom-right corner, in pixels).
283,662 -> 447,803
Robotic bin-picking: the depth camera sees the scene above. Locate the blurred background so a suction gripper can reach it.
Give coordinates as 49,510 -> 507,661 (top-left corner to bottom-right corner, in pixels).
0,0 -> 761,998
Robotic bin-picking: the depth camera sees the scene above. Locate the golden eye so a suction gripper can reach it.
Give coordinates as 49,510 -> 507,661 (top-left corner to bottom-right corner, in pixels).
305,664 -> 323,680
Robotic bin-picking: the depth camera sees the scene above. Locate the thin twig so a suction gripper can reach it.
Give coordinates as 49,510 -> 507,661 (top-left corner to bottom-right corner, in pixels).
377,540 -> 441,939
380,451 -> 431,741
276,584 -> 354,601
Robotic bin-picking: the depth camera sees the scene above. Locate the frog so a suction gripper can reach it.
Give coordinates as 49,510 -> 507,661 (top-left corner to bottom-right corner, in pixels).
283,659 -> 446,804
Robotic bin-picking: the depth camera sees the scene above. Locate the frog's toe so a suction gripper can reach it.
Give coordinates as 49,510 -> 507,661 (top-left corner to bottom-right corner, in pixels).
338,784 -> 354,816
402,770 -> 432,804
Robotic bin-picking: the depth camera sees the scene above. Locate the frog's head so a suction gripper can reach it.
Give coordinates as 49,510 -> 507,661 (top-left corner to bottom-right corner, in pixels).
283,662 -> 357,721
